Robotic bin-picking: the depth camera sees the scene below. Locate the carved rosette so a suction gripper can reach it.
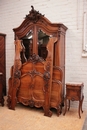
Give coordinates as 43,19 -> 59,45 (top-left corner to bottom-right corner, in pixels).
43,71 -> 50,83
14,70 -> 21,78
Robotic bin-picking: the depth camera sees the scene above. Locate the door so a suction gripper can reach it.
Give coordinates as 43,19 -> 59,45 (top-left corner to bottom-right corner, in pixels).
0,33 -> 6,95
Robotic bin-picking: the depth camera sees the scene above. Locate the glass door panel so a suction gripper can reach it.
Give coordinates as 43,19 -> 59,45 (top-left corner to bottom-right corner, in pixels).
37,29 -> 50,60
21,30 -> 33,60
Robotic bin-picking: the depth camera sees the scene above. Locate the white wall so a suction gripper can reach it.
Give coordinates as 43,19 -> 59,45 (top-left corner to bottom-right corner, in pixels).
0,0 -> 87,109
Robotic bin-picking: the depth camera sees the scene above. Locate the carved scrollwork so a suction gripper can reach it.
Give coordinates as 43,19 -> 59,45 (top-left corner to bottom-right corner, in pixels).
43,71 -> 50,88
25,6 -> 44,23
13,78 -> 20,88
35,101 -> 43,107
29,69 -> 39,77
43,71 -> 50,81
28,53 -> 44,63
43,62 -> 51,88
45,62 -> 50,71
29,100 -> 35,107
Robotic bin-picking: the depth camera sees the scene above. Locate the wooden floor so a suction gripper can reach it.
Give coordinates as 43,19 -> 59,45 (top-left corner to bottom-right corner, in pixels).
82,116 -> 87,130
0,96 -> 86,130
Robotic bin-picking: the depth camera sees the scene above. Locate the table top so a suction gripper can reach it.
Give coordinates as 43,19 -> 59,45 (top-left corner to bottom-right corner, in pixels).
66,82 -> 84,87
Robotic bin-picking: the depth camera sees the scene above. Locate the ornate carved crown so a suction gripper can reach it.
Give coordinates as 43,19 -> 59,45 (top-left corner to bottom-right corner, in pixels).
25,6 -> 44,23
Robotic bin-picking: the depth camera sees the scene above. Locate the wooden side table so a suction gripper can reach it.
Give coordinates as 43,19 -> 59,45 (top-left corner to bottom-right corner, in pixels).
63,82 -> 84,118
0,72 -> 4,106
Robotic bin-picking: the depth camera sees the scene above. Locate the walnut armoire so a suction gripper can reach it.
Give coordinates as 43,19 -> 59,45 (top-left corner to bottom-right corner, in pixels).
7,6 -> 67,117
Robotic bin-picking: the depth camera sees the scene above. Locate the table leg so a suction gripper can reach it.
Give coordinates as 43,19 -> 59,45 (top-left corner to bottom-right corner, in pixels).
78,101 -> 81,118
81,95 -> 84,113
68,100 -> 70,111
63,97 -> 67,115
